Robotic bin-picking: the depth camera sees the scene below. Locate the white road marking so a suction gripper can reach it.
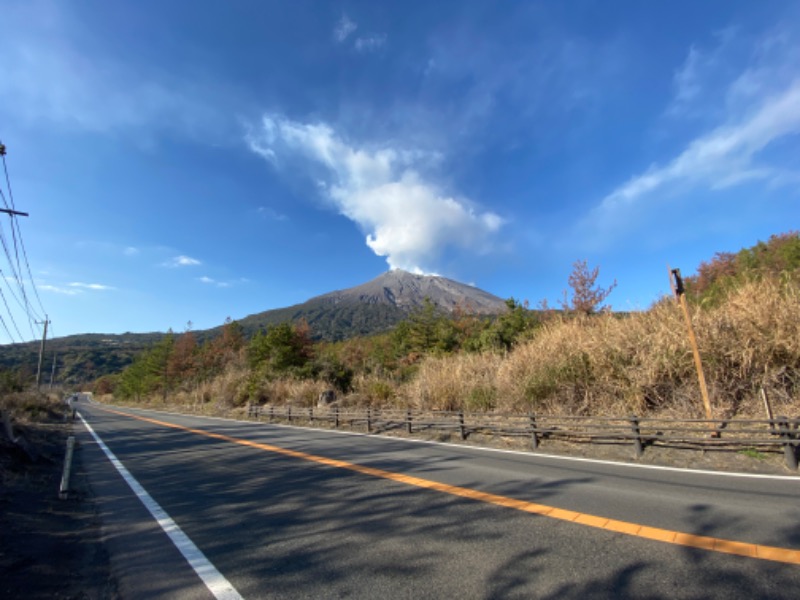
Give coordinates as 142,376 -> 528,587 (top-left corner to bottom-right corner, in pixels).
78,412 -> 244,600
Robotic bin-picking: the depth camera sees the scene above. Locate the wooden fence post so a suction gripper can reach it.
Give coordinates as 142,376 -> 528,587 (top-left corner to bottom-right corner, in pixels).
778,416 -> 798,471
630,415 -> 643,458
288,406 -> 292,423
459,411 -> 466,440
367,407 -> 372,433
308,407 -> 313,424
406,409 -> 412,434
268,405 -> 274,422
334,405 -> 339,428
761,387 -> 775,432
529,413 -> 539,450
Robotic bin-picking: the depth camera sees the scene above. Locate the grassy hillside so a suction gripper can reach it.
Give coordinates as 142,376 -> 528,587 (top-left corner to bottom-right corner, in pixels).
107,233 -> 800,420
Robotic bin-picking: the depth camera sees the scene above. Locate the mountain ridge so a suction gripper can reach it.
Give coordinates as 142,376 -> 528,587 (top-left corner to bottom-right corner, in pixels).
311,270 -> 507,313
229,269 -> 507,340
1,270 -> 509,383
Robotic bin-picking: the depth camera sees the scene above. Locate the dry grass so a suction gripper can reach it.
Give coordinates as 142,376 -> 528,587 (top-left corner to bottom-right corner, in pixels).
491,279 -> 800,417
245,375 -> 326,407
114,278 -> 800,420
695,278 -> 800,416
0,392 -> 65,423
402,352 -> 503,412
386,278 -> 799,418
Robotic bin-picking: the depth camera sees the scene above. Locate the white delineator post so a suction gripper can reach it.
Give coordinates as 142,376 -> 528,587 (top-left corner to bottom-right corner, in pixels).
59,436 -> 76,499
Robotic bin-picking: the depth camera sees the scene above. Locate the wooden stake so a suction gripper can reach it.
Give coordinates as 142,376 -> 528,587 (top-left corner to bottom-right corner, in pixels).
670,269 -> 714,428
760,387 -> 775,431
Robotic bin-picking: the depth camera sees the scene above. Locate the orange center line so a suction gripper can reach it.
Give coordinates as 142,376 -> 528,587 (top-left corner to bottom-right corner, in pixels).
93,406 -> 800,566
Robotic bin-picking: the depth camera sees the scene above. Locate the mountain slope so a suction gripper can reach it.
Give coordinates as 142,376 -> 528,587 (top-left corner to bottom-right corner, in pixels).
314,270 -> 507,314
233,270 -> 508,340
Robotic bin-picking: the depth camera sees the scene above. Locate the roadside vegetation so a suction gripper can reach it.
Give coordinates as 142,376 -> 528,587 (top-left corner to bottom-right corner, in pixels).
72,232 -> 800,419
0,391 -> 66,423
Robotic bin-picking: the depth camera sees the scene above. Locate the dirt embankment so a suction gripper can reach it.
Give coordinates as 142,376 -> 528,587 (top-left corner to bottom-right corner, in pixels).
1,404 -> 116,599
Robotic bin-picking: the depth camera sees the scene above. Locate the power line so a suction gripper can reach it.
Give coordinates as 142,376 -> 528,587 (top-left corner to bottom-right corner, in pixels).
1,149 -> 27,300
0,230 -> 38,338
0,139 -> 47,343
0,281 -> 24,342
11,216 -> 47,319
2,148 -> 47,319
0,300 -> 18,342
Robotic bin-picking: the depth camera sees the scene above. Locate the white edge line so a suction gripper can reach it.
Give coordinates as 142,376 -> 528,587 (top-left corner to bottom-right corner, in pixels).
101,404 -> 800,482
77,412 -> 243,600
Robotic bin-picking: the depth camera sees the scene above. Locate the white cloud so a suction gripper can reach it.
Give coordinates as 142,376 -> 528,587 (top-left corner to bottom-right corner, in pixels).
602,81 -> 800,213
164,255 -> 202,268
198,276 -> 243,288
671,45 -> 705,111
40,284 -> 81,296
355,34 -> 387,53
601,27 -> 800,216
199,276 -> 227,287
333,14 -> 357,43
667,28 -> 738,119
68,282 -> 115,291
256,206 -> 288,221
39,281 -> 113,294
247,116 -> 504,273
123,246 -> 139,256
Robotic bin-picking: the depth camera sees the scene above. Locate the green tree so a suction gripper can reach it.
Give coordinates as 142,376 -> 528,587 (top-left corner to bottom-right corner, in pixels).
147,332 -> 175,400
407,298 -> 440,351
0,368 -> 24,393
115,332 -> 174,401
248,321 -> 314,373
116,353 -> 149,401
485,298 -> 537,351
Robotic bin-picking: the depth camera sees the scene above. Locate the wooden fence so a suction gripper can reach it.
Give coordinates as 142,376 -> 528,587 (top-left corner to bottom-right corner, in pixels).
246,405 -> 800,471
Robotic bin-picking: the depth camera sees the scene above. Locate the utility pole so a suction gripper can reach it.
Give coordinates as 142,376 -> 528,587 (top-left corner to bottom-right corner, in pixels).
49,351 -> 58,390
36,316 -> 49,392
0,208 -> 28,217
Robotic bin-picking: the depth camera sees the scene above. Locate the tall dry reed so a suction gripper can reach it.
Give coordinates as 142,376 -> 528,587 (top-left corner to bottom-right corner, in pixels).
492,278 -> 800,417
402,352 -> 503,411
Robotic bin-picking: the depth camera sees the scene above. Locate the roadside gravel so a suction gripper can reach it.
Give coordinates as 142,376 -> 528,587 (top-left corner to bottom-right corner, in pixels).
0,416 -> 116,599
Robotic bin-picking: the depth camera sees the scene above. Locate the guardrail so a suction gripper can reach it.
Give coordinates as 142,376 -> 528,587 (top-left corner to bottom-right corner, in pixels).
246,405 -> 800,471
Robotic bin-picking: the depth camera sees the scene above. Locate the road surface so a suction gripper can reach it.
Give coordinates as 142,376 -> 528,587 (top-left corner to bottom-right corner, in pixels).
74,402 -> 800,599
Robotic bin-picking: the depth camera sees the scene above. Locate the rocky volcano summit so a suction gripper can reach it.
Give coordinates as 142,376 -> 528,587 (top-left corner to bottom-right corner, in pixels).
313,269 -> 508,314
234,269 -> 508,341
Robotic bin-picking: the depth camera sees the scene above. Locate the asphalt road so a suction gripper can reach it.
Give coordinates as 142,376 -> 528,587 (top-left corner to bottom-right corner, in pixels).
74,402 -> 800,599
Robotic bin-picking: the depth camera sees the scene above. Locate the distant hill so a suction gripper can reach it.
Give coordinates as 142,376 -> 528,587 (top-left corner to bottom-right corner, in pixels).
1,270 -> 508,384
0,332 -> 164,388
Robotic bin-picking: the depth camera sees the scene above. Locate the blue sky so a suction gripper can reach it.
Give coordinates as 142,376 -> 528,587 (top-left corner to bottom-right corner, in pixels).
1,0 -> 798,343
